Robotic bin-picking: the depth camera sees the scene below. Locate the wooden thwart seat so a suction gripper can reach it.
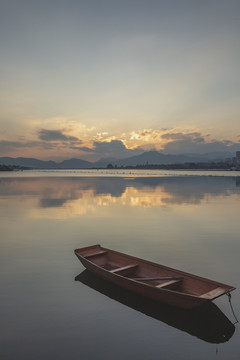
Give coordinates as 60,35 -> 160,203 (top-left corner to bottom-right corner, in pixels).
155,279 -> 183,289
200,287 -> 226,299
84,250 -> 108,258
110,264 -> 138,274
133,276 -> 183,281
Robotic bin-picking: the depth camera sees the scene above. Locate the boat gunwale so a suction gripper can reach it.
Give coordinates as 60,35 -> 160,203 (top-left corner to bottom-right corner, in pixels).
74,245 -> 235,300
76,252 -> 197,300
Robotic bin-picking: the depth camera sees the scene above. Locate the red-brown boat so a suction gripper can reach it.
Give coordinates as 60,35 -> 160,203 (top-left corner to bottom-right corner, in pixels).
74,244 -> 235,309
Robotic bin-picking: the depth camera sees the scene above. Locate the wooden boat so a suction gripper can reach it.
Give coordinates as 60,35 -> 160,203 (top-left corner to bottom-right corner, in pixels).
74,244 -> 235,309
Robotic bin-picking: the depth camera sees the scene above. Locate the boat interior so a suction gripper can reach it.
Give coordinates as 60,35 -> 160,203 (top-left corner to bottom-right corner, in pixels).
75,245 -> 230,299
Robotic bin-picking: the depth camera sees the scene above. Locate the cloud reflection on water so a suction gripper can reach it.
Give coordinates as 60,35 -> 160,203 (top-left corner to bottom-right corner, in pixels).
0,176 -> 239,219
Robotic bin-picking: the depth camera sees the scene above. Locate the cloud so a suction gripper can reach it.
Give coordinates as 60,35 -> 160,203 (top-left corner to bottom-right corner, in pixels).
1,127 -> 240,161
130,129 -> 166,142
161,132 -> 240,154
127,128 -> 240,155
93,140 -> 127,154
38,129 -> 80,142
77,140 -> 143,159
72,146 -> 95,153
161,132 -> 205,142
0,140 -> 43,153
0,130 -> 82,155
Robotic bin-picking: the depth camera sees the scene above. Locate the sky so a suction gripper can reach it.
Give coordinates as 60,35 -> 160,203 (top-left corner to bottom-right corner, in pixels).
1,0 -> 240,161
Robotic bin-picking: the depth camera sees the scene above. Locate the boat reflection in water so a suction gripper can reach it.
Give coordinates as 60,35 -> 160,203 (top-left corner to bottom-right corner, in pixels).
75,270 -> 235,344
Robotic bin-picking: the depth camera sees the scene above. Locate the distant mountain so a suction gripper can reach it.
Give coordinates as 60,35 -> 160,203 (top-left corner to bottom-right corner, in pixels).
58,158 -> 92,168
108,151 -> 210,167
183,151 -> 234,162
0,151 -> 234,169
0,157 -> 57,169
0,157 -> 92,169
93,157 -> 119,168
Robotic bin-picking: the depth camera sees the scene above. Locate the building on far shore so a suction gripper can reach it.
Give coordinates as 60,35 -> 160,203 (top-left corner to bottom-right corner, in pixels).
236,151 -> 240,164
230,151 -> 240,169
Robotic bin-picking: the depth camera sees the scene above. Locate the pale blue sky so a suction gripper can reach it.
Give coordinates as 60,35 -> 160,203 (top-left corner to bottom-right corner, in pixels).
1,0 -> 240,160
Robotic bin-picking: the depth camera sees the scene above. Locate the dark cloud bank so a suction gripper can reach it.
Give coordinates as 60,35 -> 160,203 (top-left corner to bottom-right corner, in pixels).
38,129 -> 80,142
0,129 -> 240,161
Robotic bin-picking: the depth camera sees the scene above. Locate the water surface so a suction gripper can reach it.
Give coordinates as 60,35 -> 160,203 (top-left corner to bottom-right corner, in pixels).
0,174 -> 239,359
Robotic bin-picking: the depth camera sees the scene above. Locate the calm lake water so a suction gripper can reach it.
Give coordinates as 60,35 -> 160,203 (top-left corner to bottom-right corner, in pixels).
0,171 -> 239,359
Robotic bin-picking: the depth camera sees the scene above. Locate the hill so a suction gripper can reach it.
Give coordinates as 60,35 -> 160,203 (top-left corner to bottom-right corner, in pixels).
0,151 -> 232,169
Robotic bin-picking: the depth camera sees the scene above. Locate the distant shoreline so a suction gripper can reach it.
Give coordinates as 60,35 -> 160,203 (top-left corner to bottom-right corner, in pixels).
0,163 -> 239,172
0,165 -> 13,171
1,169 -> 240,180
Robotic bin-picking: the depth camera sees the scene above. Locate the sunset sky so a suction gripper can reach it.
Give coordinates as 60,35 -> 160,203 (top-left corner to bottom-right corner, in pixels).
1,0 -> 240,161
